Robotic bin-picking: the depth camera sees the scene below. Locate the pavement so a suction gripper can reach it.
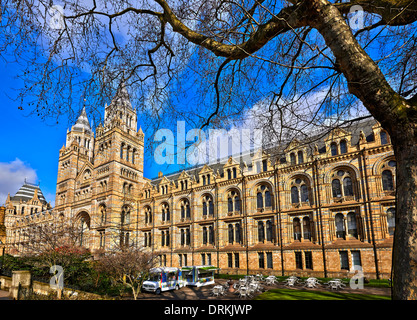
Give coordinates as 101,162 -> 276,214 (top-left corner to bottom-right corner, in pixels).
0,279 -> 391,301
134,279 -> 391,300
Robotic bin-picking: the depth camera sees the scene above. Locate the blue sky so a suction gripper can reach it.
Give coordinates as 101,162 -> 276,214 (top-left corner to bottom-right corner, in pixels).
0,58 -> 169,207
0,59 -> 66,206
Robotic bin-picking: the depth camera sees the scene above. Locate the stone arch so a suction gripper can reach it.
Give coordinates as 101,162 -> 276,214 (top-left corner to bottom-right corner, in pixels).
323,162 -> 361,184
372,152 -> 395,176
74,211 -> 91,228
284,172 -> 314,190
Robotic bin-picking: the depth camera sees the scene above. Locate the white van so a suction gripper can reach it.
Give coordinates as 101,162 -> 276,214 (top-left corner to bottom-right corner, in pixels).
142,267 -> 186,294
181,265 -> 219,287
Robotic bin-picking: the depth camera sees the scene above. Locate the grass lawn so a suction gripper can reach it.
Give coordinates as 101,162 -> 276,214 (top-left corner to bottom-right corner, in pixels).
253,288 -> 390,300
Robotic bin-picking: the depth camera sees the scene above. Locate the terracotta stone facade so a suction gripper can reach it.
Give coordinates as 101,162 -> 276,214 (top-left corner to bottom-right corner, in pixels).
4,85 -> 396,279
137,119 -> 395,279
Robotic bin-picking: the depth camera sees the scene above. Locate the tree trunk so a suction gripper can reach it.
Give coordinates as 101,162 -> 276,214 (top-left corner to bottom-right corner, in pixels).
392,137 -> 417,299
305,0 -> 417,299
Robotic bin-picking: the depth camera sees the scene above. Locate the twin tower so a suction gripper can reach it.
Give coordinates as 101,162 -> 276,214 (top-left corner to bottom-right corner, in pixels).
55,83 -> 146,251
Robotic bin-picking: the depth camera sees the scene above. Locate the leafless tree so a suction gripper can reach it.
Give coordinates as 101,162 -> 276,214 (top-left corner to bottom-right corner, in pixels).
1,0 -> 417,299
95,246 -> 157,300
17,215 -> 86,258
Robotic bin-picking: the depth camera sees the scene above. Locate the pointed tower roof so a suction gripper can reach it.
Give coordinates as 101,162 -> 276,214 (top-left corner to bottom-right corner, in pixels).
72,107 -> 92,135
5,193 -> 11,204
110,81 -> 134,111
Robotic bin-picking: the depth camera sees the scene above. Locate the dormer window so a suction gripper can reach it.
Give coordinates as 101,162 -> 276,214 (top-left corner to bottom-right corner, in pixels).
262,159 -> 268,171
227,168 -> 237,180
340,140 -> 347,154
180,180 -> 188,191
297,151 -> 304,164
330,142 -> 338,156
290,153 -> 296,165
380,131 -> 388,145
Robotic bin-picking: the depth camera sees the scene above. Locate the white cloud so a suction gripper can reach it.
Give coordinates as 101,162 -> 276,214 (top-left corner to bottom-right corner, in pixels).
43,192 -> 56,208
0,159 -> 38,206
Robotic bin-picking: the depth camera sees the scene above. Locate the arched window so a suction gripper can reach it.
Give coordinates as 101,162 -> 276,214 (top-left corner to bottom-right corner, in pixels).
207,175 -> 211,185
335,213 -> 345,239
76,212 -> 90,247
380,131 -> 388,145
266,220 -> 273,242
228,224 -> 234,243
298,151 -> 304,164
99,205 -> 107,225
343,177 -> 353,196
235,196 -> 241,213
126,145 -> 130,162
256,185 -> 272,210
209,200 -> 214,216
303,217 -> 311,240
265,190 -> 271,207
257,192 -> 263,209
291,186 -> 299,204
293,218 -> 301,241
228,190 -> 241,214
233,167 -> 237,179
180,199 -> 190,220
330,142 -> 338,156
340,140 -> 347,154
202,195 -> 214,217
202,227 -> 208,245
120,143 -> 125,159
121,206 -> 130,225
202,175 -> 206,186
144,206 -> 152,224
227,169 -> 232,180
347,212 -> 358,238
332,179 -> 342,198
161,203 -> 170,222
301,185 -> 309,202
228,197 -> 233,213
235,223 -> 241,243
180,229 -> 185,246
387,208 -> 395,236
203,200 -> 207,216
382,170 -> 394,191
291,178 -> 310,205
258,221 -> 265,242
166,230 -> 170,246
333,169 -> 356,200
209,225 -> 215,244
